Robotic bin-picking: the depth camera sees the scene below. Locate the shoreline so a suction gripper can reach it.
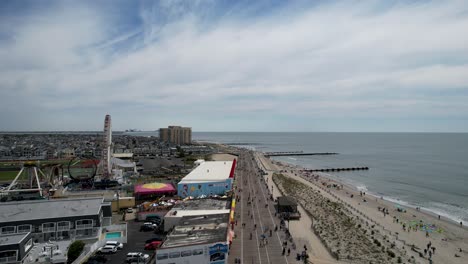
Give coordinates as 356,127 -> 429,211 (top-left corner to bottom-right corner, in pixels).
271,157 -> 467,230
270,156 -> 468,226
260,154 -> 468,264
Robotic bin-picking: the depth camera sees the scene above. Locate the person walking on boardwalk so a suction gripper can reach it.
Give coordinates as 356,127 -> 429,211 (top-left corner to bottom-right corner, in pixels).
287,248 -> 291,256
282,247 -> 286,255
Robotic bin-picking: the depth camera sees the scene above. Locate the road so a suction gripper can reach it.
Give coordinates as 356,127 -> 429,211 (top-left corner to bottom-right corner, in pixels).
229,150 -> 298,264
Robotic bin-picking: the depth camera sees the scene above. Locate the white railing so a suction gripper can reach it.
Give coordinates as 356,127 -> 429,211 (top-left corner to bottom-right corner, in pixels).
42,227 -> 56,233
0,256 -> 17,263
57,226 -> 70,231
76,224 -> 93,230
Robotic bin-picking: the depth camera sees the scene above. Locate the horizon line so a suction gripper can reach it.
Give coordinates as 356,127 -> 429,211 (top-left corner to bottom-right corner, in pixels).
1,130 -> 467,134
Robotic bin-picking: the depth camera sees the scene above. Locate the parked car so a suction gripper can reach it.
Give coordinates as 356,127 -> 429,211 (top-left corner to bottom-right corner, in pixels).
86,255 -> 107,264
145,215 -> 161,222
97,245 -> 117,254
144,241 -> 162,250
145,235 -> 165,244
105,241 -> 123,250
140,222 -> 156,232
126,252 -> 149,263
150,218 -> 162,225
126,208 -> 134,213
210,252 -> 225,261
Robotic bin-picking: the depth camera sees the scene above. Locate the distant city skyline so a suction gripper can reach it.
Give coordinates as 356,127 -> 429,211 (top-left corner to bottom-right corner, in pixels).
1,0 -> 468,132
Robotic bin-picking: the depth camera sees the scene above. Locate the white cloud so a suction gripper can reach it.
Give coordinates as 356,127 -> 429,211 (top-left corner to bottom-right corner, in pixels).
0,1 -> 467,131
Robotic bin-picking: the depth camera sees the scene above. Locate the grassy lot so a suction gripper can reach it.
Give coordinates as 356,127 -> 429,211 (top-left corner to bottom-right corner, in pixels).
0,170 -> 20,182
0,159 -> 71,168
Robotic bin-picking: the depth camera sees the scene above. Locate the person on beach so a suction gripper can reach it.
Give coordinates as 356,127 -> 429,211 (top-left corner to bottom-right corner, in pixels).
287,248 -> 291,256
282,247 -> 286,255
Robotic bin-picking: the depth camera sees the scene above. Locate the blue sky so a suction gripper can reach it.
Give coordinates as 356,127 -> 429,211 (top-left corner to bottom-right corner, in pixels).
1,0 -> 468,132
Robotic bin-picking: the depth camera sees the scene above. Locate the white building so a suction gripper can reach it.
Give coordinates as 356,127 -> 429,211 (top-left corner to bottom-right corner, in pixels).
155,214 -> 230,264
164,199 -> 230,232
177,161 -> 236,198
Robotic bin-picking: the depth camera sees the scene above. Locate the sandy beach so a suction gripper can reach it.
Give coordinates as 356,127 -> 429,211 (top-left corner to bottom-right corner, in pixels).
254,151 -> 468,264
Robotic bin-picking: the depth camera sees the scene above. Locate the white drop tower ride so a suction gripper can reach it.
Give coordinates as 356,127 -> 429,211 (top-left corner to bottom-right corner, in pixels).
102,114 -> 112,179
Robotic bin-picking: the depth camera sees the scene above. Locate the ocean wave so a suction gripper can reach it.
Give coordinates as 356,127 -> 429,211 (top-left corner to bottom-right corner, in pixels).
356,185 -> 368,192
382,196 -> 411,206
422,202 -> 468,223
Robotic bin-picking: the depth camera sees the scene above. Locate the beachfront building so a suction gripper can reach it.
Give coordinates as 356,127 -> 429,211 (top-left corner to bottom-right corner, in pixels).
177,161 -> 236,198
164,199 -> 230,232
0,232 -> 33,264
155,214 -> 230,264
0,198 -> 112,243
159,126 -> 192,145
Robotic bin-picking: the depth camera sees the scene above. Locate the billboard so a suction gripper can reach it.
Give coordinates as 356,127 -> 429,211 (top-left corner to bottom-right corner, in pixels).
155,242 -> 228,264
177,180 -> 232,198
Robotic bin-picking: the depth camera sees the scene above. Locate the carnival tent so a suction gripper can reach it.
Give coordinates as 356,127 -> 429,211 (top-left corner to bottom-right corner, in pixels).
134,182 -> 176,197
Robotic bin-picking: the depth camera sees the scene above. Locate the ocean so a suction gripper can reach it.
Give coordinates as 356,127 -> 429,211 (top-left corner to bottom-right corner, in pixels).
191,132 -> 468,224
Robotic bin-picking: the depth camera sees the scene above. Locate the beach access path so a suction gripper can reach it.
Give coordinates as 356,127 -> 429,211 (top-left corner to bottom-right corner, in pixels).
256,152 -> 468,264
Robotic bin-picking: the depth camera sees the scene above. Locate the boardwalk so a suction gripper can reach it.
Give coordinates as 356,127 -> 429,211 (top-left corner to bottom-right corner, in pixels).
229,150 -> 297,264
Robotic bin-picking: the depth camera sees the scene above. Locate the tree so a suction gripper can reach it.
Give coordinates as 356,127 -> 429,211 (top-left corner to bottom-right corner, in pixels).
67,240 -> 85,264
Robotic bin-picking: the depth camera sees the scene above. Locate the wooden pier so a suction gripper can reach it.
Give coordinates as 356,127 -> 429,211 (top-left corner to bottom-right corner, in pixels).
302,167 -> 369,172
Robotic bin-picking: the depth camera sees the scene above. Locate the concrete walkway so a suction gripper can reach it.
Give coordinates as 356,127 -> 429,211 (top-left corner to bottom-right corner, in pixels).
229,150 -> 293,264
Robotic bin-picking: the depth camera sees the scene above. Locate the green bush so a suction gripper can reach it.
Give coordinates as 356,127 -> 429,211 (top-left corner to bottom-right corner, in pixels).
67,240 -> 85,264
373,239 -> 381,247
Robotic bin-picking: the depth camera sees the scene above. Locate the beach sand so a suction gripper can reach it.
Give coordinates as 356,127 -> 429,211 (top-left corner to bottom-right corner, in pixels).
255,151 -> 468,264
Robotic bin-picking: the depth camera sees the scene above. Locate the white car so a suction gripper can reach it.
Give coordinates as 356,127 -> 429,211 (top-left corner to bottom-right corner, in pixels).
126,252 -> 149,263
126,208 -> 134,213
105,241 -> 123,250
144,222 -> 157,228
97,245 -> 117,254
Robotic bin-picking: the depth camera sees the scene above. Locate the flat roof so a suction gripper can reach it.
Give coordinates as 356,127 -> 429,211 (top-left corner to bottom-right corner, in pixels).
171,199 -> 230,211
277,196 -> 297,207
0,232 -> 29,246
0,198 -> 104,223
162,214 -> 229,248
179,161 -> 233,183
166,209 -> 230,218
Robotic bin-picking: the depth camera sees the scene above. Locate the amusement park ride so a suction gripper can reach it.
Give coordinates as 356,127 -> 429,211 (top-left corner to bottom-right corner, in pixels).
0,115 -> 121,201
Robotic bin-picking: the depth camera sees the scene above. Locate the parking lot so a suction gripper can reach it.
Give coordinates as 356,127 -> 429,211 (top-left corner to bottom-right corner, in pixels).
97,220 -> 158,264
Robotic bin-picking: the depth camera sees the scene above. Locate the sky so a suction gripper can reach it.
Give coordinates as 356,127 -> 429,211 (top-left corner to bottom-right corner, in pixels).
0,0 -> 468,132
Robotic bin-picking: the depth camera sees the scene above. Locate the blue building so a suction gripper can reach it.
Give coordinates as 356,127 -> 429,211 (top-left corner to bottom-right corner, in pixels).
177,161 -> 235,198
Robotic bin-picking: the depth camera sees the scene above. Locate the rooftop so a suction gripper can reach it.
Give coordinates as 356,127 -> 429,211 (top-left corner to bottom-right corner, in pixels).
161,214 -> 229,248
0,198 -> 105,223
179,161 -> 233,183
171,198 -> 230,211
0,232 -> 30,246
277,196 -> 298,207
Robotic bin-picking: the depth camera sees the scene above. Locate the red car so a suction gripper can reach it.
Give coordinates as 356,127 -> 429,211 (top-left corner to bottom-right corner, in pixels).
144,241 -> 162,250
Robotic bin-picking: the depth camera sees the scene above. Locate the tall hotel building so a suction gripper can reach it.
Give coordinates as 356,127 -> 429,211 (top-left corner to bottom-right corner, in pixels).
159,126 -> 192,145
